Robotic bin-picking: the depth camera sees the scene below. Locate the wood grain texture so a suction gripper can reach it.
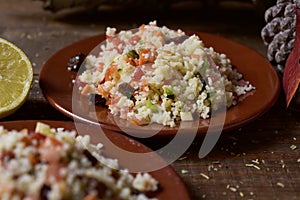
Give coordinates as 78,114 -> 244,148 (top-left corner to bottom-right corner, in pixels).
1,0 -> 299,199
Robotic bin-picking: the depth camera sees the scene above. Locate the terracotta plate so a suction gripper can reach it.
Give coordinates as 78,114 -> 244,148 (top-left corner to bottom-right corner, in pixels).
0,120 -> 190,200
39,32 -> 280,136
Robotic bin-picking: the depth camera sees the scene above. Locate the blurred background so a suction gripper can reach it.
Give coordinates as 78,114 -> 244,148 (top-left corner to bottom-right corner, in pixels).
37,0 -> 274,15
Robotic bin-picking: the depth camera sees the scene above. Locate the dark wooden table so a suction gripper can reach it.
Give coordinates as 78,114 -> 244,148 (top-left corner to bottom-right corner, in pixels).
1,1 -> 300,199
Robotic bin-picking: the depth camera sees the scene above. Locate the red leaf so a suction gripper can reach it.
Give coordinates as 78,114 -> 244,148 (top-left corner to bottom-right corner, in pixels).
283,7 -> 300,107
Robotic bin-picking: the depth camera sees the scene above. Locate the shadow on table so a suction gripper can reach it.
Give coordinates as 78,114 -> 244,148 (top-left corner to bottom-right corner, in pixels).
24,0 -> 267,34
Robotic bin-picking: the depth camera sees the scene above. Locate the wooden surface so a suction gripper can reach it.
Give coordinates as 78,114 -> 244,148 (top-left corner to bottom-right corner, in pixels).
1,0 -> 300,199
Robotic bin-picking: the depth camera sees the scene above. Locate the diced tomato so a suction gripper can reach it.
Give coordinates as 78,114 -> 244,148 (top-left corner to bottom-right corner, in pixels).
155,30 -> 162,37
105,99 -> 111,106
0,183 -> 13,194
209,76 -> 217,83
138,49 -> 156,65
106,35 -> 113,40
141,79 -> 149,92
29,132 -> 46,142
120,107 -> 130,119
96,84 -> 109,98
163,78 -> 174,85
19,128 -> 28,134
129,35 -> 141,46
27,154 -> 38,165
132,67 -> 144,81
190,54 -> 201,59
83,193 -> 98,200
104,64 -> 120,82
110,94 -> 121,105
232,92 -> 238,99
105,94 -> 121,106
38,137 -> 63,163
48,136 -> 63,146
46,163 -> 67,182
96,62 -> 104,72
142,63 -> 154,72
139,24 -> 145,30
0,150 -> 15,162
76,77 -> 87,88
21,136 -> 32,146
81,85 -> 94,95
107,37 -> 125,54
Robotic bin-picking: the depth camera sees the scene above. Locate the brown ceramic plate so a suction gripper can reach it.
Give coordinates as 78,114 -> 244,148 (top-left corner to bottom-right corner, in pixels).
39,32 -> 280,136
0,120 -> 190,199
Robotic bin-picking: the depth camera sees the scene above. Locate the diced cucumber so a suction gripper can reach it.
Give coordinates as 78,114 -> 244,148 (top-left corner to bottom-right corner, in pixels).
180,111 -> 193,121
35,122 -> 56,136
199,59 -> 209,75
146,100 -> 159,113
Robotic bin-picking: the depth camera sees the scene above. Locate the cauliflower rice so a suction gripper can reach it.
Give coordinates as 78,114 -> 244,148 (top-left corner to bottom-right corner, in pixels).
78,21 -> 255,127
0,122 -> 158,200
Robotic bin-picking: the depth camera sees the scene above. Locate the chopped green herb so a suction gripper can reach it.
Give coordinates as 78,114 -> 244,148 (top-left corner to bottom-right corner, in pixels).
199,59 -> 209,75
208,91 -> 216,101
128,50 -> 139,59
163,87 -> 175,99
149,84 -> 160,95
146,100 -> 159,113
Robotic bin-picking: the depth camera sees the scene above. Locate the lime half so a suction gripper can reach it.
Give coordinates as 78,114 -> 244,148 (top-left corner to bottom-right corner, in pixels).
0,38 -> 33,118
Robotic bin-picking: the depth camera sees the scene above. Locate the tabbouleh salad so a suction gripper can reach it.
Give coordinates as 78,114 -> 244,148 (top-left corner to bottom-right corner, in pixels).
0,122 -> 158,200
78,21 -> 255,127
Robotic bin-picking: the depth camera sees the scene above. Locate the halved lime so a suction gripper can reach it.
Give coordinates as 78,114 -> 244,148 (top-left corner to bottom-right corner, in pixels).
0,38 -> 33,118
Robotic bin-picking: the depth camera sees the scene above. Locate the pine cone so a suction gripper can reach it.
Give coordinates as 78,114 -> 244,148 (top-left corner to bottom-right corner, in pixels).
261,0 -> 300,73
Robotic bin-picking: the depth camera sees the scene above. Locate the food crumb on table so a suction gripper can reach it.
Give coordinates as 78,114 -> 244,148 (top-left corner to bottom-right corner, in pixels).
290,144 -> 297,150
200,173 -> 210,180
239,191 -> 244,197
251,159 -> 260,165
245,163 -> 261,170
276,182 -> 285,188
228,186 -> 237,192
